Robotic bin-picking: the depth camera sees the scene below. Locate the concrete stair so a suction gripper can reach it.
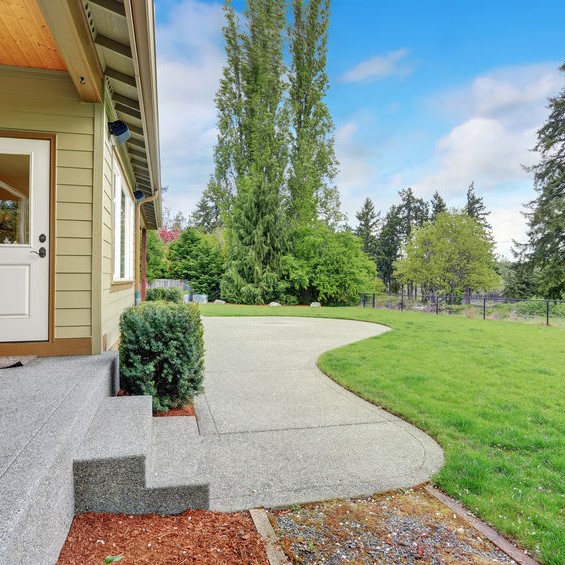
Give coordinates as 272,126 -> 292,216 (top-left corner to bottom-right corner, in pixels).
74,396 -> 209,514
0,354 -> 118,565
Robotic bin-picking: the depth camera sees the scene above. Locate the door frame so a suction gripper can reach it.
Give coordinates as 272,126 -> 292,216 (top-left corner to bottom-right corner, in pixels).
0,130 -> 56,350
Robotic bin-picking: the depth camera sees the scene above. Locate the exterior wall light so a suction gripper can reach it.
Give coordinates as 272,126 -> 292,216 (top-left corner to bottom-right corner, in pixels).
108,120 -> 131,144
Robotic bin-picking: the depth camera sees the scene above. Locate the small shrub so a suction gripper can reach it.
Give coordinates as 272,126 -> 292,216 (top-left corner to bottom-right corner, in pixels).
119,302 -> 204,412
146,287 -> 183,303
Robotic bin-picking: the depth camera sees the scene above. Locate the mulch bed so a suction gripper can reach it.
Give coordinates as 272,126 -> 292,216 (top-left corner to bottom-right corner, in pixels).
57,509 -> 269,565
270,487 -> 519,564
153,404 -> 196,417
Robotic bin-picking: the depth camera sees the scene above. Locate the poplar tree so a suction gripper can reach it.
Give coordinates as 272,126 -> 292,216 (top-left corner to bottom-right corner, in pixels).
288,0 -> 341,227
220,0 -> 289,304
210,3 -> 245,218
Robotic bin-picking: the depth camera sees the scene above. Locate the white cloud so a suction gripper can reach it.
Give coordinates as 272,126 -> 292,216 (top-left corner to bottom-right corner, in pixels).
415,64 -> 561,197
341,49 -> 411,83
404,63 -> 562,255
156,0 -> 226,213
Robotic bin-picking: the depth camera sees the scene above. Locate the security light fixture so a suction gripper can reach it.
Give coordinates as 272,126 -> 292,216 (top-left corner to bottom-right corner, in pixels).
108,120 -> 131,144
134,190 -> 146,202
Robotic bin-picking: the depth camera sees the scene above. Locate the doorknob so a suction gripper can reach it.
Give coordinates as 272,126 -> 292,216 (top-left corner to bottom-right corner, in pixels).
30,247 -> 47,258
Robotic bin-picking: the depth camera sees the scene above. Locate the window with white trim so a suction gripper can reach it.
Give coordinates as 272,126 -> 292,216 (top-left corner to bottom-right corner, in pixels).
113,162 -> 134,281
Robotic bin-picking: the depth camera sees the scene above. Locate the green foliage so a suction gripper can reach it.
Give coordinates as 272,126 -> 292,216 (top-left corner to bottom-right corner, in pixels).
500,255 -> 540,299
104,556 -> 124,564
397,187 -> 429,243
119,302 -> 204,412
0,200 -> 20,243
216,0 -> 290,304
523,63 -> 565,298
354,197 -> 380,258
167,227 -> 226,297
191,186 -> 223,232
286,224 -> 376,305
145,287 -> 183,304
395,210 -> 499,294
288,0 -> 342,228
429,190 -> 447,221
375,205 -> 403,290
463,182 -> 492,237
145,230 -> 166,283
514,299 -> 565,318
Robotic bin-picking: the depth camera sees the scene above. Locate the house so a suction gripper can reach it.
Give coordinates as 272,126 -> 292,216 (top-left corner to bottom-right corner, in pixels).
0,0 -> 162,357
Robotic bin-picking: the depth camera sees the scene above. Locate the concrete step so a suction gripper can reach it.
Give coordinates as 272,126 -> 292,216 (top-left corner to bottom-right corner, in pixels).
0,354 -> 118,565
74,396 -> 209,514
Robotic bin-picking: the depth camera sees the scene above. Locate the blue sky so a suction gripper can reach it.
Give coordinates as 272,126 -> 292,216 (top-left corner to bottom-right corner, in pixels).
154,0 -> 565,257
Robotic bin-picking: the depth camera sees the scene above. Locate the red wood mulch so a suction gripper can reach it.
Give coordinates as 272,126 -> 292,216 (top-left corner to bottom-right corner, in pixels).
57,510 -> 269,565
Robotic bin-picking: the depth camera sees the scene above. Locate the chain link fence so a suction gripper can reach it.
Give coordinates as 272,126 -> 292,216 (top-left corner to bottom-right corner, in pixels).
359,293 -> 565,327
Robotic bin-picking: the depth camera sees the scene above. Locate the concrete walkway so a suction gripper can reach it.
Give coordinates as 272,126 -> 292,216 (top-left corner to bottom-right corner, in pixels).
196,316 -> 444,511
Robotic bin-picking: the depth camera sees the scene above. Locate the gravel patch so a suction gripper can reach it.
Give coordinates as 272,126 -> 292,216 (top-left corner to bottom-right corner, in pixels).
270,487 -> 518,564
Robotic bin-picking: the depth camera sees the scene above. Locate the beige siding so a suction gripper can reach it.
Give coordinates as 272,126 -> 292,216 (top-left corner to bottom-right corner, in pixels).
99,107 -> 135,350
0,68 -> 94,343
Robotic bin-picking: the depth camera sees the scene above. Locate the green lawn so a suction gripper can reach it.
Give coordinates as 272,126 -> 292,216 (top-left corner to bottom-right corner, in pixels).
200,304 -> 565,565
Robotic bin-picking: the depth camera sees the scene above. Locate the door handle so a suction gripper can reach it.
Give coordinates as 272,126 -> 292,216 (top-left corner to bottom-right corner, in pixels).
30,247 -> 47,258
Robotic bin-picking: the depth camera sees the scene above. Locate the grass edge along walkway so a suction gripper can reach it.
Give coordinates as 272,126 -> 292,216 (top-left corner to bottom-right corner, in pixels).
199,304 -> 564,565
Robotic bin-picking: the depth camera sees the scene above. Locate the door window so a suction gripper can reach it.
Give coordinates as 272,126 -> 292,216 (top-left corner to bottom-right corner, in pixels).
0,154 -> 30,245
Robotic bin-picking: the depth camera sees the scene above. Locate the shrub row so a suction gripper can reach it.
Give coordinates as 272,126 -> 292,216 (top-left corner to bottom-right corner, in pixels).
146,287 -> 183,303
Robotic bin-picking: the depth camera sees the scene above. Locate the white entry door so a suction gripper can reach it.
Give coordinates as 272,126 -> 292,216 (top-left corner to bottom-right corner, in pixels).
0,137 -> 50,342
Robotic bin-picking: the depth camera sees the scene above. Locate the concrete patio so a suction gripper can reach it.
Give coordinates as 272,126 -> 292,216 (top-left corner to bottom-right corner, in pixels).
0,315 -> 444,564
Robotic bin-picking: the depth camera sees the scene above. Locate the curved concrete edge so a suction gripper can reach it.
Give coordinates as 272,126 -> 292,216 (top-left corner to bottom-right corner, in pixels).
199,315 -> 445,511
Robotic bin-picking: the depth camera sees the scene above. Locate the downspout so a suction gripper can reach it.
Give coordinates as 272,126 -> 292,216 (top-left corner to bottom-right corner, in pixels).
135,189 -> 159,305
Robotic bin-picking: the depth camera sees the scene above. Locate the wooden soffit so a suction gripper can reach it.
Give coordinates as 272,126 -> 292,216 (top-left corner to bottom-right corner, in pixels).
0,0 -> 66,71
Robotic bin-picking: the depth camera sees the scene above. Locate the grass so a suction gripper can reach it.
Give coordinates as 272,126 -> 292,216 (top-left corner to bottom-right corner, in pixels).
199,303 -> 565,565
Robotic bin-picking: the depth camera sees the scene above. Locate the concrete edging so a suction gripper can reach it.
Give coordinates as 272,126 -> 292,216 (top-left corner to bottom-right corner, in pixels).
249,508 -> 291,565
425,485 -> 540,565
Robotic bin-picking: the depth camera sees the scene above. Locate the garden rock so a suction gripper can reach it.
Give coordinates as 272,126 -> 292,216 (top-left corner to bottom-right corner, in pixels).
268,302 -> 281,307
310,302 -> 321,307
213,299 -> 226,304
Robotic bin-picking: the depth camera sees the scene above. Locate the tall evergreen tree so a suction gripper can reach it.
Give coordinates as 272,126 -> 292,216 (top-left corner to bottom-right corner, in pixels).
288,0 -> 341,227
523,63 -> 565,298
397,187 -> 428,243
220,0 -> 290,304
375,205 -> 403,291
354,197 -> 380,258
429,190 -> 447,221
191,185 -> 222,233
463,182 -> 492,236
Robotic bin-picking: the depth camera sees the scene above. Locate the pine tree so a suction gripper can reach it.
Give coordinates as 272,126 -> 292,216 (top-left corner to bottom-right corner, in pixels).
191,185 -> 222,233
354,197 -> 380,258
463,182 -> 492,236
429,190 -> 447,221
523,63 -> 565,298
397,187 -> 428,243
375,205 -> 403,291
220,0 -> 290,304
288,0 -> 342,227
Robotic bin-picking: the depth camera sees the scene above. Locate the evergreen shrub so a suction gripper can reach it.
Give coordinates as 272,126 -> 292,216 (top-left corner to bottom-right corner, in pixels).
119,302 -> 204,412
146,287 -> 183,303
